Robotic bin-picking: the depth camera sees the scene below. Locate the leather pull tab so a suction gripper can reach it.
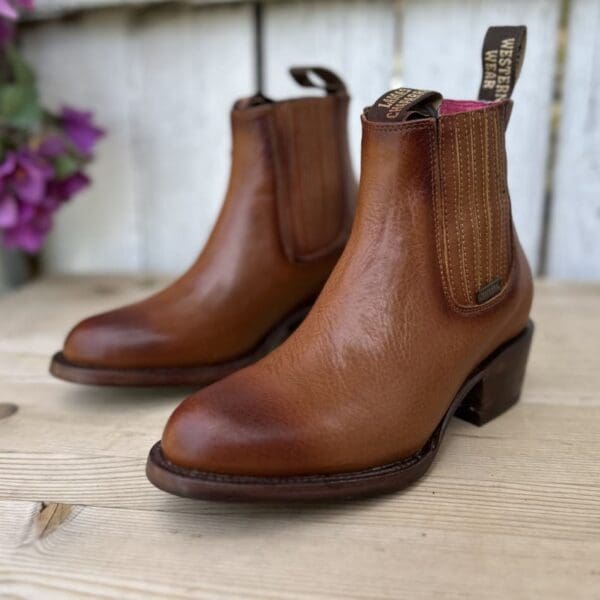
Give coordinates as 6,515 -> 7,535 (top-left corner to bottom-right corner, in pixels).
289,66 -> 347,95
366,88 -> 442,122
478,26 -> 527,101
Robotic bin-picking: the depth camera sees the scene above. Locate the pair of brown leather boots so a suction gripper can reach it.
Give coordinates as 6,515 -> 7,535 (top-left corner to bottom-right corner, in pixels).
50,27 -> 534,502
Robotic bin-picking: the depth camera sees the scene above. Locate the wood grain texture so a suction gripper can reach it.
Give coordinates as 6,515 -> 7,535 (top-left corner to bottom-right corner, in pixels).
400,0 -> 561,274
262,0 -> 396,174
0,276 -> 599,598
546,0 -> 600,279
22,3 -> 255,275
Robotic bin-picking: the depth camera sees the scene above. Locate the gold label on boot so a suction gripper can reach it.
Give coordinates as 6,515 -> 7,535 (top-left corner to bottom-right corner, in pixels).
366,88 -> 442,122
478,26 -> 527,101
477,278 -> 503,304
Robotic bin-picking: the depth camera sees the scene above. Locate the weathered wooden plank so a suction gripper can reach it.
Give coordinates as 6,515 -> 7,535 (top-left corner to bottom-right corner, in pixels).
0,479 -> 599,599
22,4 -> 255,275
546,0 -> 600,279
262,0 -> 396,173
400,0 -> 561,274
22,13 -> 142,274
127,4 -> 255,272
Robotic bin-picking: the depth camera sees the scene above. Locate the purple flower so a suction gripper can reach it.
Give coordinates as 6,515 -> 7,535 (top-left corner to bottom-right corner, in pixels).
0,153 -> 15,178
0,194 -> 18,227
48,171 -> 90,202
0,0 -> 17,19
3,205 -> 53,253
38,135 -> 67,158
0,0 -> 33,19
60,107 -> 105,157
0,150 -> 53,205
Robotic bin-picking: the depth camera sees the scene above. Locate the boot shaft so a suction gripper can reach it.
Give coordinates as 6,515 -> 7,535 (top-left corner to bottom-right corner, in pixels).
227,67 -> 356,265
359,95 -> 531,318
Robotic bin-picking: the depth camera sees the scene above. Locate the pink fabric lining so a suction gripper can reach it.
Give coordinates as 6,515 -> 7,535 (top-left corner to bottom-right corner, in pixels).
440,99 -> 492,115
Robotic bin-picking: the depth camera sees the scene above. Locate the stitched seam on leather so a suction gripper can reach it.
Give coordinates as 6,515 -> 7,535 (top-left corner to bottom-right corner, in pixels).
492,109 -> 502,279
469,113 -> 482,291
438,121 -> 457,307
436,106 -> 518,315
290,107 -> 309,255
264,112 -> 290,262
499,108 -> 512,277
481,110 -> 492,283
455,118 -> 470,302
361,120 -> 433,134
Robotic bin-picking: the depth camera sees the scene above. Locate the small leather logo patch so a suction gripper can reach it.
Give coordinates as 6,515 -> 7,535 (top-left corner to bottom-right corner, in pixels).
477,278 -> 503,304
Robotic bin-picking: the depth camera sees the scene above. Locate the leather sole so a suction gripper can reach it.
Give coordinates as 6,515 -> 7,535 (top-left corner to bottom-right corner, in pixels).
146,321 -> 534,501
49,303 -> 312,387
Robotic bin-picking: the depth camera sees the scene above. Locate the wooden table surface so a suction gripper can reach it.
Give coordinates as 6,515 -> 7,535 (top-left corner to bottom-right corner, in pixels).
0,277 -> 599,599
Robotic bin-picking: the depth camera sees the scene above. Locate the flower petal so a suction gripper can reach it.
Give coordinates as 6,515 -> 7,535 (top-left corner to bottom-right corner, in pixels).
0,195 -> 18,228
0,0 -> 18,19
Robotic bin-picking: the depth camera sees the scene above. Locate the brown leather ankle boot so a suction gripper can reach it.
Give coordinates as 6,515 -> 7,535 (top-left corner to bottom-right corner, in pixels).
147,38 -> 534,501
50,67 -> 356,386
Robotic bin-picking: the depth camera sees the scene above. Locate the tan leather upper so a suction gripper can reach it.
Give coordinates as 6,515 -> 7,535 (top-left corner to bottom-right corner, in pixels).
161,101 -> 533,476
63,91 -> 356,368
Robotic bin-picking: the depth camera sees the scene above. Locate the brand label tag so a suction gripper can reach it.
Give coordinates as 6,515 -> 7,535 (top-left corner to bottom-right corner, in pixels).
478,26 -> 527,101
366,88 -> 442,122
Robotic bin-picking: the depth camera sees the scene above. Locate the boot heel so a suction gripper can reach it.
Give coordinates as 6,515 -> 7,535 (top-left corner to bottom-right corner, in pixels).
455,321 -> 534,426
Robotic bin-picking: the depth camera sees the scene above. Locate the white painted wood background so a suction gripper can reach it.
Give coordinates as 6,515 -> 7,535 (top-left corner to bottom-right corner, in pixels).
1,0 -> 596,282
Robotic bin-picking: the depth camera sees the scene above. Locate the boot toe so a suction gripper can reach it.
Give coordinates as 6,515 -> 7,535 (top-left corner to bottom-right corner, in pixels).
62,309 -> 151,368
160,376 -> 305,477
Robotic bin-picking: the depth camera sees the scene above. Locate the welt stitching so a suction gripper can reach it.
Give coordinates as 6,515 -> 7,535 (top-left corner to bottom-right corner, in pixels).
455,116 -> 470,303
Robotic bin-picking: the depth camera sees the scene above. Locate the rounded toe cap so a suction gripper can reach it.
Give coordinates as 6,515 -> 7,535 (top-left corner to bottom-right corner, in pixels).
160,376 -> 303,477
62,309 -> 154,368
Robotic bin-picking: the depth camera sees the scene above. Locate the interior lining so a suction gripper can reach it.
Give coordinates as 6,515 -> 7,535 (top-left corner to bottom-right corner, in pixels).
440,99 -> 495,115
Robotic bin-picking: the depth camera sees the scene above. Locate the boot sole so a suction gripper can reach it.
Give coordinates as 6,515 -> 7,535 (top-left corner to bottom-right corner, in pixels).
146,321 -> 534,501
49,303 -> 312,387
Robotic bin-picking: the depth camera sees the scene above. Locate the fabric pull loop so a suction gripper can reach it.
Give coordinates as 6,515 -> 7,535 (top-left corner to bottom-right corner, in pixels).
478,26 -> 527,101
289,66 -> 347,95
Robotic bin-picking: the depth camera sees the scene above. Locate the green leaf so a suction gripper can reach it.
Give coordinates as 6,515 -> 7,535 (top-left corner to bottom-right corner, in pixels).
4,44 -> 35,86
0,83 -> 43,130
53,154 -> 80,179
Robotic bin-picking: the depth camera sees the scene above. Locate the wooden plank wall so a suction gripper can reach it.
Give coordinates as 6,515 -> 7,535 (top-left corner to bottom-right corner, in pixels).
547,0 -> 600,279
22,3 -> 255,274
2,0 -> 596,282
